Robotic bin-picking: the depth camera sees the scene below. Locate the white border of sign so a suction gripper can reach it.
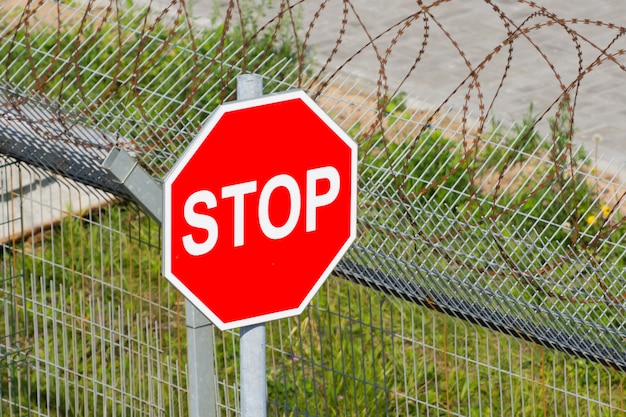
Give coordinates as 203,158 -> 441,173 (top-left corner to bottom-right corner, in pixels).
162,89 -> 357,331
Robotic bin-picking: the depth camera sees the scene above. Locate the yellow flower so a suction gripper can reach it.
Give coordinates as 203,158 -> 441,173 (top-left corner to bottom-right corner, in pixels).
586,215 -> 596,225
602,205 -> 611,218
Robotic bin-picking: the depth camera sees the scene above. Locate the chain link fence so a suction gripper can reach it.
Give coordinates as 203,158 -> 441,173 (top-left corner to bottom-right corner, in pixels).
0,0 -> 625,415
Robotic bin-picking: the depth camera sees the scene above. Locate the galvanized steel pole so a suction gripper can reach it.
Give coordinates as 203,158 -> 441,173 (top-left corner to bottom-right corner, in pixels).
236,73 -> 268,417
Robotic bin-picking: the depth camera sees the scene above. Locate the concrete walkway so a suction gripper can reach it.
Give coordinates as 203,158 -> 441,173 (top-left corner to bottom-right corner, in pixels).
293,0 -> 626,172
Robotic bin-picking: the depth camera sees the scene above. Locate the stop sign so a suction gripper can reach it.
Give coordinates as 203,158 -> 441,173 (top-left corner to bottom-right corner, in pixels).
163,90 -> 357,330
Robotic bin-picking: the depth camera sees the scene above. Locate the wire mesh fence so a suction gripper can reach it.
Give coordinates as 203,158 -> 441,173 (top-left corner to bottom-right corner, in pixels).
0,0 -> 625,415
0,158 -> 30,417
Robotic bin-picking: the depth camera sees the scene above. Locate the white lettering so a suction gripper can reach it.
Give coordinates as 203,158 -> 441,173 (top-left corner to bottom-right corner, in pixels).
258,174 -> 301,240
180,167 -> 342,254
306,166 -> 340,232
182,190 -> 218,256
222,181 -> 257,247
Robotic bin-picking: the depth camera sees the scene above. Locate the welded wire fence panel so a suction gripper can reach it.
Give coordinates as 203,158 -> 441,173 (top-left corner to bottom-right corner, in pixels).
0,0 -> 625,416
265,277 -> 626,416
9,161 -> 187,417
0,158 -> 30,417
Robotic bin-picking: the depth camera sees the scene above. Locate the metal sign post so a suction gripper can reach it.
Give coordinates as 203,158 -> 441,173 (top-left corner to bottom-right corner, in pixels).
236,73 -> 267,417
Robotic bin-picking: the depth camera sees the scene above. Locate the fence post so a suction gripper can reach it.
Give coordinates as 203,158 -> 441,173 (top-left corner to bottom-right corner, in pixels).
102,148 -> 218,417
236,73 -> 268,417
186,300 -> 217,417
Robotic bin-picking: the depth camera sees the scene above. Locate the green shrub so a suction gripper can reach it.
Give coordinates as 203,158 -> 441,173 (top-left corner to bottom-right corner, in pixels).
363,129 -> 472,210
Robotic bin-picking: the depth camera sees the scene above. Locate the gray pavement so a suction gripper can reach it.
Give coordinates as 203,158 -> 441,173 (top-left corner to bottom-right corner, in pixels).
0,162 -> 110,243
291,0 -> 626,173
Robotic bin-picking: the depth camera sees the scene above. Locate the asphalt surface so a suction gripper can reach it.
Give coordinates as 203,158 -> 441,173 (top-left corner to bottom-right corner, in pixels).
290,0 -> 626,174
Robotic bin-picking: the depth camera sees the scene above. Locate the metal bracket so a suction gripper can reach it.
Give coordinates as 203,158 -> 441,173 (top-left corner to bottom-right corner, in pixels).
102,147 -> 163,224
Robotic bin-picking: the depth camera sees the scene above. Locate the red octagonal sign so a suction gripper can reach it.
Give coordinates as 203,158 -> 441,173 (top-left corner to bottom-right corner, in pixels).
163,90 -> 357,330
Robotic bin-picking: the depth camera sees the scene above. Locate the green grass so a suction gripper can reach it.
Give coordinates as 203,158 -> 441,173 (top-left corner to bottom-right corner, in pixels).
358,95 -> 626,338
264,276 -> 626,416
